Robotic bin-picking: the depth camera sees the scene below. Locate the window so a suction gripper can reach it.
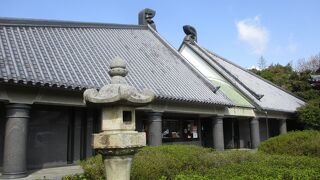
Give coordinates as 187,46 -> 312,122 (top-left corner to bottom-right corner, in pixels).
123,111 -> 132,123
162,119 -> 199,142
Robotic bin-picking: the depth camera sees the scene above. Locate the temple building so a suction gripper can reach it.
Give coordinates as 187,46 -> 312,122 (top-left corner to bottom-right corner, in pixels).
179,25 -> 305,149
0,9 -> 304,178
310,75 -> 320,90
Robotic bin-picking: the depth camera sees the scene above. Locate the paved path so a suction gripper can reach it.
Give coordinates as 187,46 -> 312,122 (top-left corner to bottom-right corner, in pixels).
0,165 -> 83,180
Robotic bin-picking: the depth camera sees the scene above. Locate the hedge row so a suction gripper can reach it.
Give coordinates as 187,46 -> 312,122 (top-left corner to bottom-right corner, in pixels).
131,145 -> 255,180
64,130 -> 320,180
175,154 -> 320,180
258,130 -> 320,157
131,144 -> 320,180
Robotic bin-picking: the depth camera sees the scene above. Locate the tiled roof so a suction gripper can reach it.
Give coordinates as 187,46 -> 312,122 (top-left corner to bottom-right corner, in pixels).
311,75 -> 320,82
0,18 -> 233,106
185,42 -> 305,112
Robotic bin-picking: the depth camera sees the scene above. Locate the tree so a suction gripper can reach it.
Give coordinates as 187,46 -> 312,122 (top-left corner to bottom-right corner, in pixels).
253,63 -> 294,90
298,98 -> 320,130
258,56 -> 267,70
296,53 -> 320,73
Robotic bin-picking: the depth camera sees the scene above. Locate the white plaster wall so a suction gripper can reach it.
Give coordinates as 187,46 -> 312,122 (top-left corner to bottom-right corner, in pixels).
180,45 -> 253,109
180,46 -> 226,83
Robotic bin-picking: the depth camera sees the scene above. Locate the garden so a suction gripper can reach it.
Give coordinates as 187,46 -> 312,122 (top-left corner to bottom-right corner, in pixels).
64,130 -> 320,180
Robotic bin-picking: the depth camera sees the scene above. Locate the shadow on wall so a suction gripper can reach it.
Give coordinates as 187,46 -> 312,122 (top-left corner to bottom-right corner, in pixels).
27,107 -> 69,169
0,103 -> 5,170
26,105 -> 98,170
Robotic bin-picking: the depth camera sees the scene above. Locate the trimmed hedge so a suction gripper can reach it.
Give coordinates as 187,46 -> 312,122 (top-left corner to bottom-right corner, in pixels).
131,145 -> 254,180
131,145 -> 213,180
65,142 -> 320,180
132,145 -> 320,180
258,130 -> 320,157
175,154 -> 320,180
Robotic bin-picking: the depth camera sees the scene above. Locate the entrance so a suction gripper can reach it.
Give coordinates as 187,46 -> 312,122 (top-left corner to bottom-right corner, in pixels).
268,119 -> 280,137
201,118 -> 241,149
201,118 -> 213,147
223,118 -> 240,149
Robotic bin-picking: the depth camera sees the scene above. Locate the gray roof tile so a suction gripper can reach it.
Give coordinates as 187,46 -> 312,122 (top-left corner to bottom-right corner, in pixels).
186,42 -> 305,112
0,18 -> 233,106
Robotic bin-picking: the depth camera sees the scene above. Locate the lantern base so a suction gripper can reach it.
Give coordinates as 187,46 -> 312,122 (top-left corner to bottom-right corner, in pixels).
104,155 -> 133,180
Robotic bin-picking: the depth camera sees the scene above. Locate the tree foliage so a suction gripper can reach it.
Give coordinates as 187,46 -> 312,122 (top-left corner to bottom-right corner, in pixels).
297,98 -> 320,130
251,63 -> 300,92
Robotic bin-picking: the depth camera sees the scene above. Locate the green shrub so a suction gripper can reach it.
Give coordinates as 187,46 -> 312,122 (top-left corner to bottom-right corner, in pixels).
258,130 -> 320,157
77,145 -> 255,180
174,173 -> 210,180
74,144 -> 320,180
62,173 -> 88,180
298,98 -> 320,130
131,145 -> 255,180
215,154 -> 320,180
79,154 -> 105,180
131,145 -> 212,180
175,154 -> 320,180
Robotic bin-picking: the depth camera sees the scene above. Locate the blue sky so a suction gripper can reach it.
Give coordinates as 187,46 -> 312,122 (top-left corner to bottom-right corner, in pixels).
1,0 -> 319,68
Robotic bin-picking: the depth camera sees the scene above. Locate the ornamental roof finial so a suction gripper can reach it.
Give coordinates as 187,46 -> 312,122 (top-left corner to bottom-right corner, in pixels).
108,56 -> 128,84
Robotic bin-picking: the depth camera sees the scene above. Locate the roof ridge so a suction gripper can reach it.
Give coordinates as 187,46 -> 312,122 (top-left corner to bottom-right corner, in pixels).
183,42 -> 260,110
0,17 -> 147,29
193,43 -> 264,100
147,25 -> 234,106
201,45 -> 306,103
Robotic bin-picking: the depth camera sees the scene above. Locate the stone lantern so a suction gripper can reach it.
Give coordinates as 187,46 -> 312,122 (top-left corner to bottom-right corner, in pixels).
83,57 -> 155,180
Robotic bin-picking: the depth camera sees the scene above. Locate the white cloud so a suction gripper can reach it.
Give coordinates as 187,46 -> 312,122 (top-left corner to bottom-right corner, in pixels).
248,65 -> 261,70
236,16 -> 269,55
286,35 -> 298,53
